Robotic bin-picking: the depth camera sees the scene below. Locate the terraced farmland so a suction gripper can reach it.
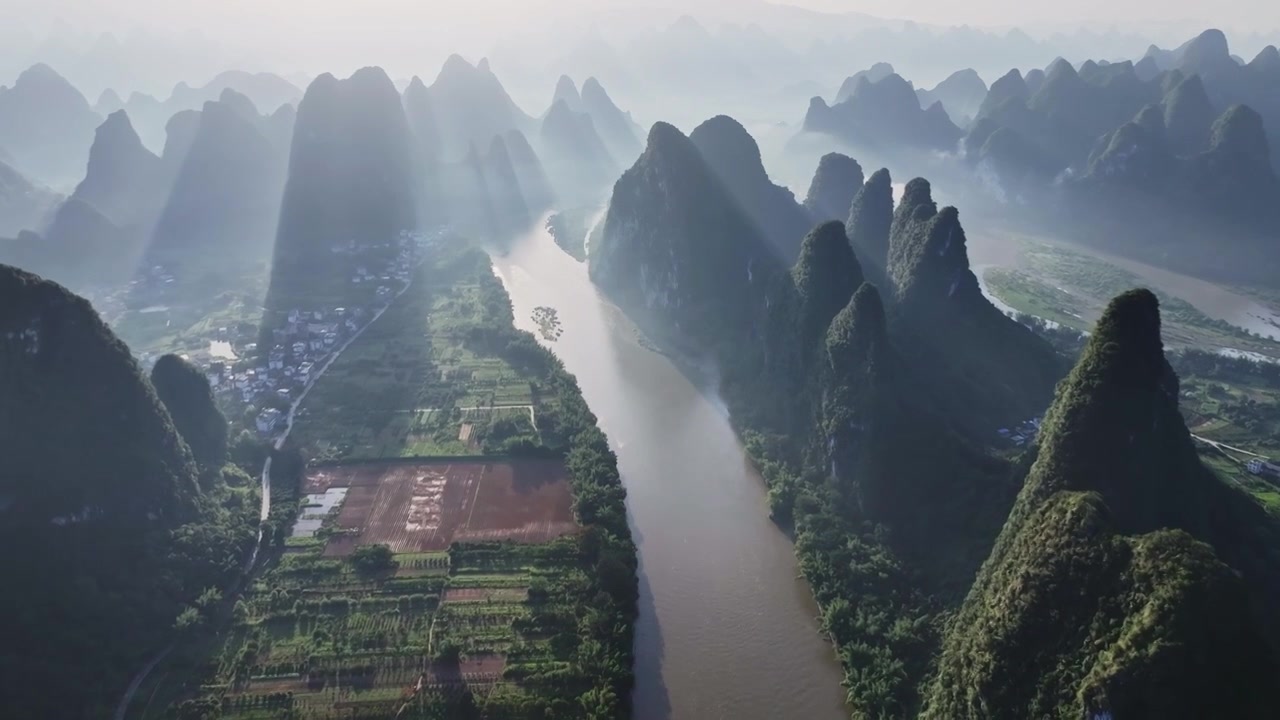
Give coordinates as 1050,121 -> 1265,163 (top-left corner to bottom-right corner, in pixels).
200,534 -> 597,719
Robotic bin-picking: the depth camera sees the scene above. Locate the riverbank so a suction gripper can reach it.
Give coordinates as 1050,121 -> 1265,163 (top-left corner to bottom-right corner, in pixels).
970,228 -> 1280,361
490,218 -> 850,720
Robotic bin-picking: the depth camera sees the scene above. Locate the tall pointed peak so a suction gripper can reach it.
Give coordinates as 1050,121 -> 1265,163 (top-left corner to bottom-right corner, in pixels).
438,54 -> 478,81
581,76 -> 607,96
298,72 -> 339,108
689,114 -> 765,175
73,109 -> 159,219
95,88 -> 123,112
1014,287 -> 1205,531
1163,74 -> 1213,151
1056,288 -> 1167,426
150,353 -> 227,471
477,58 -> 492,73
349,66 -> 396,91
16,63 -> 69,87
1183,29 -> 1230,62
1091,289 -> 1163,356
98,109 -> 141,142
793,221 -> 865,351
217,87 -> 259,120
645,121 -> 687,151
553,75 -> 581,110
792,220 -> 864,328
1046,57 -> 1076,77
978,69 -> 1028,118
847,168 -> 893,268
826,281 -> 888,377
992,68 -> 1026,89
804,152 -> 864,223
895,177 -> 937,226
406,75 -> 427,94
270,102 -> 296,124
1250,45 -> 1280,73
941,67 -> 985,87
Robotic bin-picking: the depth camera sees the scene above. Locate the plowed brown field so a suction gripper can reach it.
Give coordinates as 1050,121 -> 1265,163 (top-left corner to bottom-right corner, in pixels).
305,460 -> 579,556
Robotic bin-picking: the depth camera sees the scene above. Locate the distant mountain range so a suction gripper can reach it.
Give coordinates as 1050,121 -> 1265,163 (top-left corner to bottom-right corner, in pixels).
794,28 -> 1280,281
0,63 -> 101,188
0,85 -> 292,288
98,70 -> 303,151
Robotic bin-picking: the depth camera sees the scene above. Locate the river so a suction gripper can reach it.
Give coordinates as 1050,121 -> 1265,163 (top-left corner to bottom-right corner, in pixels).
489,220 -> 849,720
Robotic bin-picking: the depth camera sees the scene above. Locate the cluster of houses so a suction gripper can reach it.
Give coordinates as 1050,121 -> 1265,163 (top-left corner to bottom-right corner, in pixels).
205,229 -> 436,437
998,417 -> 1043,447
123,229 -> 441,439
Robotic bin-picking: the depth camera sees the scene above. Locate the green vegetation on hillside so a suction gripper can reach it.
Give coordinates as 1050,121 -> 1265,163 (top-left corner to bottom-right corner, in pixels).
0,264 -> 260,717
595,154 -> 1058,715
925,290 -> 1280,719
290,248 -> 541,463
594,121 -> 1280,716
153,353 -> 231,475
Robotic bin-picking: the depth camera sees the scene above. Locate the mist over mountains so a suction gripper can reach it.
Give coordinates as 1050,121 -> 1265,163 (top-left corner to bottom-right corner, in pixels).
2,10 -> 1280,718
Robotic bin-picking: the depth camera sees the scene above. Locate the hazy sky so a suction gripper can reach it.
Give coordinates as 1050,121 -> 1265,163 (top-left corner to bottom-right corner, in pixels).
789,0 -> 1278,30
3,0 -> 1276,99
9,0 -> 1278,35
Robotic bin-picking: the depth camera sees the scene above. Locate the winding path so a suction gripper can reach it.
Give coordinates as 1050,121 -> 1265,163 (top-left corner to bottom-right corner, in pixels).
114,256 -> 423,720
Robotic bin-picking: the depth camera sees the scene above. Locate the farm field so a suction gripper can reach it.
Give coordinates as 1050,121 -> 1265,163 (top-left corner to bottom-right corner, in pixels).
152,238 -> 636,719
184,524 -> 595,719
304,460 -> 579,556
1173,354 -> 1280,514
291,247 -> 547,464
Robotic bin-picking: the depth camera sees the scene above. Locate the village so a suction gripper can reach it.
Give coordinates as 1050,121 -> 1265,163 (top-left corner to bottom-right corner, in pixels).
137,228 -> 441,438
998,416 -> 1042,447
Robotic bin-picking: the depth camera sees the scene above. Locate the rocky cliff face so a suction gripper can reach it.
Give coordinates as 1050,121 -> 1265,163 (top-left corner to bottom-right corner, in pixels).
70,110 -> 166,230
590,122 -> 783,346
887,178 -> 1062,433
539,99 -> 618,204
269,67 -> 416,301
149,91 -> 288,268
426,55 -> 534,162
580,77 -> 644,164
689,115 -> 812,260
803,152 -> 864,224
